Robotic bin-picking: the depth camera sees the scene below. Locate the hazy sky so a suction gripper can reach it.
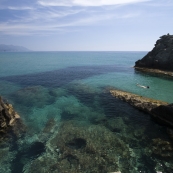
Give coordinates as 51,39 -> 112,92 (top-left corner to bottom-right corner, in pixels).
0,0 -> 172,51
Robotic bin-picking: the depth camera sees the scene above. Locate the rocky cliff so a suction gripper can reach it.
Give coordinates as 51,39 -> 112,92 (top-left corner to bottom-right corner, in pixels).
135,34 -> 173,71
0,96 -> 20,136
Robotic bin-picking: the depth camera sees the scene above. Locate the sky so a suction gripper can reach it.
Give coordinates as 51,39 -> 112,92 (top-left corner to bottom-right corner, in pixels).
0,0 -> 173,51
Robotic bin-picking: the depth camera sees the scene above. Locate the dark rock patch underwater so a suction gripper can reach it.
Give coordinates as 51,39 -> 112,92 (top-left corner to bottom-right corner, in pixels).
11,141 -> 45,173
0,65 -> 122,88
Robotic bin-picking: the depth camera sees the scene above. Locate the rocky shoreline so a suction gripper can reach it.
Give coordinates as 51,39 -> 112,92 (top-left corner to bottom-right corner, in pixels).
110,89 -> 173,128
0,96 -> 20,138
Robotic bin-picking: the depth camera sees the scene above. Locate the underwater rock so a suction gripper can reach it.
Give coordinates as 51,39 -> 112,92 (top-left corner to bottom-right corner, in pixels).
11,141 -> 46,173
10,118 -> 26,138
48,87 -> 67,98
61,110 -> 77,121
24,156 -> 57,173
151,104 -> 173,128
11,86 -> 55,108
0,96 -> 20,137
47,120 -> 131,173
151,138 -> 173,158
67,82 -> 99,95
167,128 -> 173,140
66,82 -> 100,107
39,117 -> 58,143
24,116 -> 173,172
55,94 -> 105,122
135,34 -> 173,72
110,89 -> 173,128
103,117 -> 125,133
66,138 -> 87,149
42,118 -> 57,134
0,146 -> 13,173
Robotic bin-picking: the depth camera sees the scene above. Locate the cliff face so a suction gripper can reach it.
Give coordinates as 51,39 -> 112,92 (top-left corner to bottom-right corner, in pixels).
135,34 -> 173,71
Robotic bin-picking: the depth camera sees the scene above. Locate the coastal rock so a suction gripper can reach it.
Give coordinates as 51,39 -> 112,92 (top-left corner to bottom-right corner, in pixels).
110,89 -> 173,128
135,34 -> 173,72
151,104 -> 173,128
110,89 -> 167,112
48,120 -> 130,173
0,96 -> 20,136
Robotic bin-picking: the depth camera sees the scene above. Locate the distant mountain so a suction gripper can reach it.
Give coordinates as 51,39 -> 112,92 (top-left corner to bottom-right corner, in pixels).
0,44 -> 31,52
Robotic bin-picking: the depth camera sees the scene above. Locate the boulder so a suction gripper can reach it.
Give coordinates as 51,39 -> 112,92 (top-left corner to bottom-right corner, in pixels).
0,96 -> 20,136
135,34 -> 173,72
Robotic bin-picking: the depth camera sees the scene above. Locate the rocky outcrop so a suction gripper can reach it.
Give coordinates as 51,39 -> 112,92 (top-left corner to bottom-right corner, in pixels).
151,104 -> 173,128
110,89 -> 167,112
110,89 -> 173,128
135,34 -> 173,72
0,96 -> 20,136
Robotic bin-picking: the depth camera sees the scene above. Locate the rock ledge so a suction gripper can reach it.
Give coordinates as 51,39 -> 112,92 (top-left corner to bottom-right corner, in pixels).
110,89 -> 173,128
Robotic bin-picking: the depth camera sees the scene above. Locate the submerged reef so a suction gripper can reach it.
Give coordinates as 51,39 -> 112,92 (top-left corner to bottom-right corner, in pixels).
151,138 -> 173,158
26,120 -> 132,173
50,121 -> 125,172
135,34 -> 173,74
11,86 -> 55,108
1,83 -> 173,172
25,117 -> 173,173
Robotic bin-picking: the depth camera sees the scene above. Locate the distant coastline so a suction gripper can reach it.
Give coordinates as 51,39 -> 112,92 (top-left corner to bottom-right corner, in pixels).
0,44 -> 31,52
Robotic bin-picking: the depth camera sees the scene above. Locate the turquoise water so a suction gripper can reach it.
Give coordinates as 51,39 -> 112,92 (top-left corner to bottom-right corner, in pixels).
0,51 -> 173,173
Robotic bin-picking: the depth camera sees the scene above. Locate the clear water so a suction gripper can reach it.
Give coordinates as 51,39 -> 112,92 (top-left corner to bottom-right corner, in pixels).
0,51 -> 173,173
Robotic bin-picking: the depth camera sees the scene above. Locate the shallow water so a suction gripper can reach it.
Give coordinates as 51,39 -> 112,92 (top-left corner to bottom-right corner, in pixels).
0,51 -> 173,173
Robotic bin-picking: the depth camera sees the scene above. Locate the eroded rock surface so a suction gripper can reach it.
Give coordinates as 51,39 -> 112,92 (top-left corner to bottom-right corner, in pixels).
110,89 -> 173,128
135,34 -> 173,72
0,96 -> 20,136
110,89 -> 167,112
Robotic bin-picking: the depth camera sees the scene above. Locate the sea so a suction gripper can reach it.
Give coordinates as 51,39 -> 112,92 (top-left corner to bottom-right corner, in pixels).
0,51 -> 173,173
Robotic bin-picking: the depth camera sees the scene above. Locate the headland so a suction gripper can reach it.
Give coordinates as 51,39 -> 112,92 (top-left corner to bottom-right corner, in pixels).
134,34 -> 173,76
